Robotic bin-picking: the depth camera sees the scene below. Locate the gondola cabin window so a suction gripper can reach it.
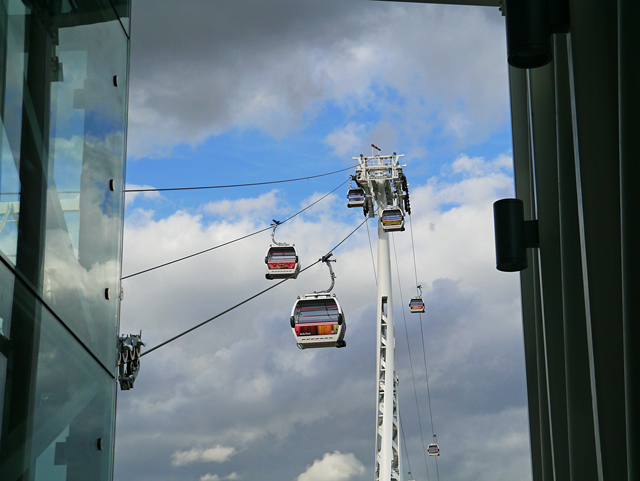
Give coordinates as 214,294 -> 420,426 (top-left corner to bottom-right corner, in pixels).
293,298 -> 340,325
266,247 -> 297,269
290,295 -> 346,348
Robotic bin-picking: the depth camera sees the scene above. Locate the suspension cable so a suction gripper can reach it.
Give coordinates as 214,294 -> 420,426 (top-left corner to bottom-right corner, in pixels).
399,413 -> 413,480
140,215 -> 371,357
409,213 -> 420,291
408,214 -> 440,481
125,165 -> 358,192
391,234 -> 431,481
365,217 -> 377,285
122,178 -> 350,280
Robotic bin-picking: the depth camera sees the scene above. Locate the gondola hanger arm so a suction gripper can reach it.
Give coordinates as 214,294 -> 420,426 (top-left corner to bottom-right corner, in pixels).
270,219 -> 290,247
315,254 -> 337,294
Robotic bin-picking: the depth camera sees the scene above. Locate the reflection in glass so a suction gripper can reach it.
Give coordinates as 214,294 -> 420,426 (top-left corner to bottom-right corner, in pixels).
0,263 -> 116,481
0,1 -> 130,479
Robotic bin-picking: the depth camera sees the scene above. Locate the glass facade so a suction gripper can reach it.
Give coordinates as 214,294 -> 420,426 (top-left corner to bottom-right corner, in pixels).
0,1 -> 130,480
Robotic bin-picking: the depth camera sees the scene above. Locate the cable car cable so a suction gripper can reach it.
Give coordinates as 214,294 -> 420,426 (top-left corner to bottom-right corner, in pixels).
122,178 -> 350,280
409,214 -> 438,437
365,217 -> 377,285
139,215 -> 371,357
408,213 -> 420,290
124,165 -> 358,193
400,413 -> 422,481
408,214 -> 441,481
391,234 -> 432,479
140,266 -> 316,358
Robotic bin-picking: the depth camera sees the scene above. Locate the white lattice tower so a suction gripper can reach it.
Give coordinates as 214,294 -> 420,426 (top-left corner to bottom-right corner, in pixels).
352,152 -> 406,481
373,186 -> 401,481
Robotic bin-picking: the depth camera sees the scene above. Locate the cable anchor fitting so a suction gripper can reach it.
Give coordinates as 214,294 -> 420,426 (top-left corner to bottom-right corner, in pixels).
117,331 -> 145,390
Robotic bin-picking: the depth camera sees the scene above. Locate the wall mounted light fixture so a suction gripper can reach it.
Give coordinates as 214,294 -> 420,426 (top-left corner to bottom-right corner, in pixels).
493,198 -> 539,272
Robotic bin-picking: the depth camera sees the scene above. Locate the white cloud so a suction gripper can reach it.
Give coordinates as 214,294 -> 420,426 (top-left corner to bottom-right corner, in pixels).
200,475 -> 221,481
125,183 -> 163,206
452,153 -> 513,177
325,123 -> 366,157
171,445 -> 237,467
297,451 -> 365,481
126,1 -> 508,158
202,190 -> 280,218
200,473 -> 239,481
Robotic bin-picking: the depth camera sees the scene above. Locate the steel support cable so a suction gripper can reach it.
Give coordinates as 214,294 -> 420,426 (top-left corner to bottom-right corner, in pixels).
122,178 -> 350,280
420,314 -> 440,481
140,215 -> 371,358
399,413 -> 413,480
0,166 -> 360,197
124,164 -> 358,192
365,216 -> 377,285
408,213 -> 420,290
408,214 -> 440,481
391,234 -> 431,480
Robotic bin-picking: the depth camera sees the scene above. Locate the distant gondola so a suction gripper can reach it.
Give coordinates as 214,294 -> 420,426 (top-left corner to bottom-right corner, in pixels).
409,297 -> 425,313
265,220 -> 300,280
428,435 -> 440,456
290,293 -> 346,349
380,207 -> 405,232
265,245 -> 300,280
409,285 -> 425,313
427,443 -> 440,456
346,187 -> 366,208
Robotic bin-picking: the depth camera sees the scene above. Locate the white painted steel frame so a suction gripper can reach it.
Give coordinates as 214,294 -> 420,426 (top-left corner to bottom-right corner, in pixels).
373,185 -> 400,481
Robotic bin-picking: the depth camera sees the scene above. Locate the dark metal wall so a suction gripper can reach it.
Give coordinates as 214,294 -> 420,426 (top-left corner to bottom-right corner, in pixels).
507,1 -> 640,480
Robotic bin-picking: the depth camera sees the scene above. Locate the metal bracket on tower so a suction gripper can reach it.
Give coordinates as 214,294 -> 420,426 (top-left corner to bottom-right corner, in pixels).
352,151 -> 409,220
117,331 -> 145,390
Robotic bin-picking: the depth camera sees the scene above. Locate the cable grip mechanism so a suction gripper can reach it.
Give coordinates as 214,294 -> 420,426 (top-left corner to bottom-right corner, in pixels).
270,219 -> 290,247
117,331 -> 145,390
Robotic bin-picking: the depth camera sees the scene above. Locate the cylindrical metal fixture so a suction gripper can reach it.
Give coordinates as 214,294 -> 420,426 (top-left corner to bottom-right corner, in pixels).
505,0 -> 552,69
494,198 -> 527,271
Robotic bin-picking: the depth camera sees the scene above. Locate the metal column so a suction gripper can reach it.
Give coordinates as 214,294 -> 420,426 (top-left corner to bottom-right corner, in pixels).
374,186 -> 400,481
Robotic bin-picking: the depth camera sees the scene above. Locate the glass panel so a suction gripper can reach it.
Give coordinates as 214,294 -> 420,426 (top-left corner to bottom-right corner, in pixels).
31,308 -> 116,481
0,265 -> 116,481
294,298 -> 340,323
0,1 -> 27,265
267,247 -> 297,266
1,0 -> 129,367
42,4 -> 129,367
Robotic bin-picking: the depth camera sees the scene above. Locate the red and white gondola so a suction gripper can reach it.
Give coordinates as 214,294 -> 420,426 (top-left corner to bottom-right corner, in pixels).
427,443 -> 440,456
265,245 -> 300,280
290,293 -> 346,349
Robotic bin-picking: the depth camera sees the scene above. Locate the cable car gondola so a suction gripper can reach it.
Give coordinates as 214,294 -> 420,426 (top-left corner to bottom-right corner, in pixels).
380,207 -> 405,232
265,220 -> 300,280
409,285 -> 425,313
290,293 -> 346,349
290,254 -> 346,349
346,187 -> 366,208
428,435 -> 440,456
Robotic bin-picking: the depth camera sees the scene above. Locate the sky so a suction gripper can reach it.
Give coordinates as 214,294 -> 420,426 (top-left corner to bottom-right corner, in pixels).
115,2 -> 531,481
